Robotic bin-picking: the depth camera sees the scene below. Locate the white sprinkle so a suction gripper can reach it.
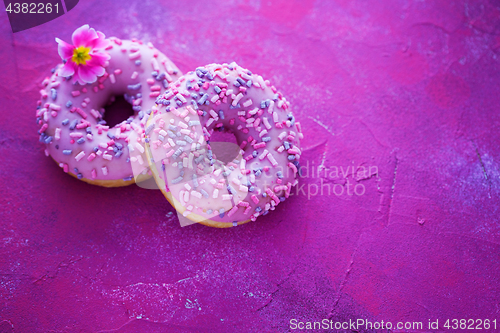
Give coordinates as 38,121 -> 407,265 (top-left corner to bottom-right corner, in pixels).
213,188 -> 219,198
259,129 -> 268,137
54,128 -> 61,140
232,93 -> 243,106
209,109 -> 219,118
243,99 -> 253,107
135,142 -> 145,153
131,71 -> 138,80
129,51 -> 140,60
267,152 -> 278,166
257,75 -> 266,89
222,194 -> 233,201
176,93 -> 186,104
151,58 -> 160,71
241,72 -> 252,80
102,166 -> 108,175
178,108 -> 188,118
206,118 -> 215,127
163,60 -> 174,74
263,117 -> 272,130
75,151 -> 85,161
188,153 -> 194,169
90,109 -> 100,119
268,100 -> 275,114
259,149 -> 268,160
183,157 -> 188,168
109,74 -> 116,84
129,43 -> 140,52
191,191 -> 202,199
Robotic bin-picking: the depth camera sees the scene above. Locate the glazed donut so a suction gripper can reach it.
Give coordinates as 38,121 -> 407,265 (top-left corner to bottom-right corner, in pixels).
145,62 -> 303,227
36,25 -> 181,187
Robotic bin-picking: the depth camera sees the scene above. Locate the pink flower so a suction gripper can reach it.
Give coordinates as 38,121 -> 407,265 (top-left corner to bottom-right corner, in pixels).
55,25 -> 111,85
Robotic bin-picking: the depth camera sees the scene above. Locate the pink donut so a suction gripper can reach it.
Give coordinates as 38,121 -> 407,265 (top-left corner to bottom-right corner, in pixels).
36,25 -> 182,187
146,62 -> 303,226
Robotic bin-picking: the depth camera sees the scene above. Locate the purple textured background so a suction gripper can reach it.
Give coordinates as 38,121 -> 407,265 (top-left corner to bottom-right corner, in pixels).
1,0 -> 500,332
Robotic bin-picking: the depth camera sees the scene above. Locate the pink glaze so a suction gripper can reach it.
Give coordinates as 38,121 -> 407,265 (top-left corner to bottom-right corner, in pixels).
37,37 -> 182,183
147,63 -> 303,224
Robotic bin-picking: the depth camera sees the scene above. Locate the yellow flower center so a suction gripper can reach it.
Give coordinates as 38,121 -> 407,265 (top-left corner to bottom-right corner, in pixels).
72,46 -> 91,65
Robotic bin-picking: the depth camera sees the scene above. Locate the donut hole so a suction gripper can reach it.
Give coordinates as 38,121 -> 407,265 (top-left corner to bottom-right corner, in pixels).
209,130 -> 239,164
103,95 -> 135,127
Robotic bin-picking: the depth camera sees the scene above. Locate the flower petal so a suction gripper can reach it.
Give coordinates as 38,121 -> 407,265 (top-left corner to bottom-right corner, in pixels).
58,61 -> 77,77
73,76 -> 85,85
91,65 -> 106,78
87,51 -> 110,67
84,60 -> 106,78
72,24 -> 98,48
77,65 -> 98,84
55,38 -> 75,60
88,31 -> 111,50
